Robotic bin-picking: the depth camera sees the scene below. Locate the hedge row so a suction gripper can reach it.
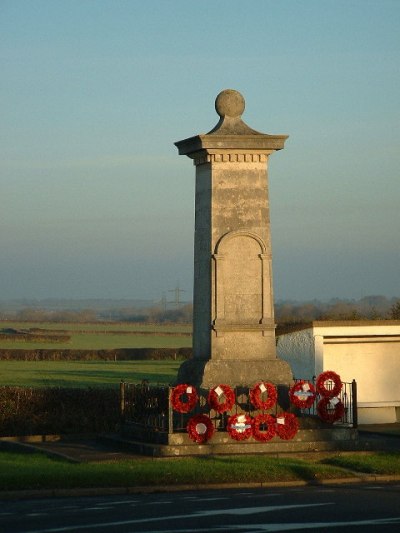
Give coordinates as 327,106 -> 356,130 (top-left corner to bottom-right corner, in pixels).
0,386 -> 120,436
0,334 -> 70,343
0,347 -> 192,361
30,329 -> 191,337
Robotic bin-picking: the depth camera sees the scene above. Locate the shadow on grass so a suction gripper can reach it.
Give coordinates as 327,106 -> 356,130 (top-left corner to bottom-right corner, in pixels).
190,454 -> 342,483
322,451 -> 400,475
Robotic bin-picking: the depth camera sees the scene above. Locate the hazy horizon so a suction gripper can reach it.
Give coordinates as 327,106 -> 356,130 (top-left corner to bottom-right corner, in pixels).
2,1 -> 399,302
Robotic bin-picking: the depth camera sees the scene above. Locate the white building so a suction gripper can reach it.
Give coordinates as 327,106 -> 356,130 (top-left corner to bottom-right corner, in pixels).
277,321 -> 400,424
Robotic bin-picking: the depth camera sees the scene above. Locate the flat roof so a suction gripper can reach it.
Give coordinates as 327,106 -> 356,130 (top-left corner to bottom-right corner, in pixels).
276,320 -> 400,337
312,320 -> 400,327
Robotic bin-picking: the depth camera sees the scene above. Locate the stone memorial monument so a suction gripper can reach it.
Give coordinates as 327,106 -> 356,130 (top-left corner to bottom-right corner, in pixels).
175,89 -> 293,388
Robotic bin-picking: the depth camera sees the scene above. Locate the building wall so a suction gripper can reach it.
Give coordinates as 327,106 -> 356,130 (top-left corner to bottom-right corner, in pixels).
277,322 -> 400,424
324,340 -> 400,423
276,328 -> 314,379
324,341 -> 400,404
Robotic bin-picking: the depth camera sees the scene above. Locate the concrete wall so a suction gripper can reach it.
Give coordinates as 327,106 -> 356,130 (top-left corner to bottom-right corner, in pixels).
324,340 -> 400,423
276,328 -> 314,379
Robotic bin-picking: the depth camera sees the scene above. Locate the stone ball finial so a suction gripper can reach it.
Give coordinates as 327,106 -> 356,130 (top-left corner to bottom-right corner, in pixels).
215,89 -> 245,118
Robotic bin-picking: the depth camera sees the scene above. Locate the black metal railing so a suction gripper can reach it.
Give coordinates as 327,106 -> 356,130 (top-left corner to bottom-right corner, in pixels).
120,377 -> 357,437
293,377 -> 357,427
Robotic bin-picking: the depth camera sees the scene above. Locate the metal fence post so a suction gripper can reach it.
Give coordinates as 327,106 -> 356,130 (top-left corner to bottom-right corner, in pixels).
351,379 -> 358,428
168,387 -> 173,435
120,380 -> 125,422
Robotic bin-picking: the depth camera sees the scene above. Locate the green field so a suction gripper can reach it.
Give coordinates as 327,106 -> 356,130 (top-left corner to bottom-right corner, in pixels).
0,321 -> 187,388
0,360 -> 180,388
0,321 -> 192,350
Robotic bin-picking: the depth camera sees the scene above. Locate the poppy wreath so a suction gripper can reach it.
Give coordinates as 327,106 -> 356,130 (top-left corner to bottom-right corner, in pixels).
316,371 -> 342,398
187,414 -> 215,443
249,381 -> 277,410
275,412 -> 299,440
289,380 -> 316,409
227,414 -> 253,441
317,397 -> 345,424
170,384 -> 198,413
252,414 -> 276,442
207,384 -> 236,413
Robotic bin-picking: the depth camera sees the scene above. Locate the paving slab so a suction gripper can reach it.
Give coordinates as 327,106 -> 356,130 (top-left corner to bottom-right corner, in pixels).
0,435 -> 148,463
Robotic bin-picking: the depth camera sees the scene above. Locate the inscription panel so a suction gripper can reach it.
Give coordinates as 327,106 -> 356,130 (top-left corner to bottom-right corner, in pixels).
222,235 -> 262,323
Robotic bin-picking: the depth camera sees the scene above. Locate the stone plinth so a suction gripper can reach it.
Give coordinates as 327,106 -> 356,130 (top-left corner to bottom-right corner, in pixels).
118,427 -> 360,457
177,358 -> 292,389
175,89 -> 292,387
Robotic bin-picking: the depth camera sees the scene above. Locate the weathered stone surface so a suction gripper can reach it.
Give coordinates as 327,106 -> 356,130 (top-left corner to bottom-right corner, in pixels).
177,358 -> 293,391
175,90 -> 292,387
118,427 -> 360,457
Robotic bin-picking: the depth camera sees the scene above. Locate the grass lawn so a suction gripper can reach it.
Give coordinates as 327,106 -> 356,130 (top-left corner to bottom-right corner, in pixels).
0,360 -> 180,388
0,451 -> 356,492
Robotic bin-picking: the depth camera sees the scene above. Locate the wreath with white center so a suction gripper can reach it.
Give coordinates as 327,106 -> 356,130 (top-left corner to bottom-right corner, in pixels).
316,371 -> 342,398
187,414 -> 215,443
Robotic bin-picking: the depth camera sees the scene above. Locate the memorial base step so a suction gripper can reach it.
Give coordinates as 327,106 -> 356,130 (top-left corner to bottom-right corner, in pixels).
103,427 -> 361,457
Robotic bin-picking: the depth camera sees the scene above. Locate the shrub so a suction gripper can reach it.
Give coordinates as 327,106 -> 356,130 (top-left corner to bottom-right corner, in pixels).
0,387 -> 120,436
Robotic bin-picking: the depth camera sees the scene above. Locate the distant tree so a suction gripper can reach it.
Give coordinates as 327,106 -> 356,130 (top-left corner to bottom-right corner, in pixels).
390,300 -> 400,319
358,295 -> 390,319
368,306 -> 380,320
320,301 -> 361,320
15,307 -> 100,323
104,307 -> 149,322
147,303 -> 193,324
16,308 -> 48,322
275,295 -> 396,324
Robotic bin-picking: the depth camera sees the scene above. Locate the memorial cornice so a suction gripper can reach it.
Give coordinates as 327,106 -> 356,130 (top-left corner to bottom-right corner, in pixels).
175,134 -> 288,159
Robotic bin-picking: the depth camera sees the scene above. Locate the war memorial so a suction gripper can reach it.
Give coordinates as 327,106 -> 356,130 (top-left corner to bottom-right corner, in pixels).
120,90 -> 358,455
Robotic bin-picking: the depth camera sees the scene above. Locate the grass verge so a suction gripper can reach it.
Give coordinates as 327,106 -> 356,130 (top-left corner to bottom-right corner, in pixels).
0,452 -> 356,492
322,452 -> 400,475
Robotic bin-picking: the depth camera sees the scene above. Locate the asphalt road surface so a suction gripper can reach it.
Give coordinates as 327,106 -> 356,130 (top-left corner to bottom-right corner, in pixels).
1,483 -> 400,532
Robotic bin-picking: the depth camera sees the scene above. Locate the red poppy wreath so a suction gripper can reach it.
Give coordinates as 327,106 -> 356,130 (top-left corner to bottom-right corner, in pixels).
275,412 -> 299,440
252,414 -> 276,442
317,397 -> 345,424
227,414 -> 253,441
208,384 -> 235,413
250,382 -> 277,410
170,384 -> 198,413
316,371 -> 342,398
187,414 -> 215,443
289,380 -> 316,409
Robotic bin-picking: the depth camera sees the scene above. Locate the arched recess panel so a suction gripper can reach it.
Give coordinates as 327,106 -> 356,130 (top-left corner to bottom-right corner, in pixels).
213,231 -> 269,324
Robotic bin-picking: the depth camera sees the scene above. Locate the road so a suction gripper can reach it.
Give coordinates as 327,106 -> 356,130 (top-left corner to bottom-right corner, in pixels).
1,483 -> 400,532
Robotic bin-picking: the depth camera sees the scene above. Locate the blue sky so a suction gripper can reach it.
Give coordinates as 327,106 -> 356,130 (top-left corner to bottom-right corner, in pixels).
1,0 -> 399,302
